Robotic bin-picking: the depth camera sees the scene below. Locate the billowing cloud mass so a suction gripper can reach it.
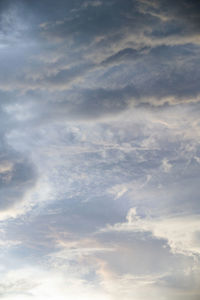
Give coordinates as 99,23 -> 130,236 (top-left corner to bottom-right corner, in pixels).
0,0 -> 200,299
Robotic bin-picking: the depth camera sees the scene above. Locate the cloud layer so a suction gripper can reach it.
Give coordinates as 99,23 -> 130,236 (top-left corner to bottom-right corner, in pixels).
0,0 -> 200,299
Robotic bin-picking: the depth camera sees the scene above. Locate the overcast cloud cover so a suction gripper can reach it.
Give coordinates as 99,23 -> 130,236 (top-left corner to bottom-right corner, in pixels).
0,0 -> 200,299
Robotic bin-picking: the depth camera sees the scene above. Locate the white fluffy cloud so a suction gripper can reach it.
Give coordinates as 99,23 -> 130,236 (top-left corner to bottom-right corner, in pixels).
102,208 -> 200,255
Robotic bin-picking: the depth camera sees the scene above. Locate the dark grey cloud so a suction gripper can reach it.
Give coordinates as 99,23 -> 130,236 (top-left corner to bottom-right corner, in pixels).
101,47 -> 149,66
39,0 -> 142,43
37,0 -> 200,49
157,0 -> 200,30
0,154 -> 36,211
0,0 -> 200,114
138,0 -> 200,40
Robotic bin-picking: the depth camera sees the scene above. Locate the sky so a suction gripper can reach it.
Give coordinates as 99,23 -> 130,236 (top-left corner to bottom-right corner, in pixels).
0,0 -> 200,299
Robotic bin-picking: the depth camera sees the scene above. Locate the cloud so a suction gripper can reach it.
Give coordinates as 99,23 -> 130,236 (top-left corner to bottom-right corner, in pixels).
101,207 -> 200,256
0,0 -> 200,118
0,1 -> 200,300
0,153 -> 37,220
0,265 -> 109,300
162,158 -> 172,172
101,47 -> 149,66
0,103 -> 37,220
